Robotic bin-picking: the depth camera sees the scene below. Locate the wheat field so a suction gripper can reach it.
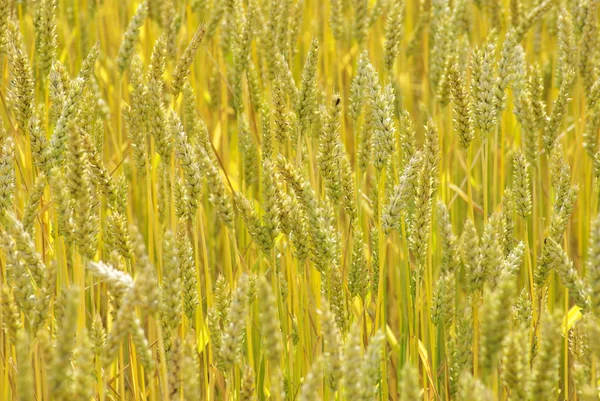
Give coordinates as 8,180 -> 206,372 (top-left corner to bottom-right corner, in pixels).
0,0 -> 599,399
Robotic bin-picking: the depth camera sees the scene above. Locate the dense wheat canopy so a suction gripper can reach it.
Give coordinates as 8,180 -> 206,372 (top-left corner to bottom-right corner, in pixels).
1,0 -> 600,399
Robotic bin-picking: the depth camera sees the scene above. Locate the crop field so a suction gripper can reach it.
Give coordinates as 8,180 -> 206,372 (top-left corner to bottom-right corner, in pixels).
0,0 -> 599,399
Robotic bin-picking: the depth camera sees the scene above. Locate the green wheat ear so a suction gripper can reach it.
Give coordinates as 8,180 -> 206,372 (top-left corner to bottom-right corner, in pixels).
171,23 -> 206,97
512,151 -> 532,219
117,2 -> 148,75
